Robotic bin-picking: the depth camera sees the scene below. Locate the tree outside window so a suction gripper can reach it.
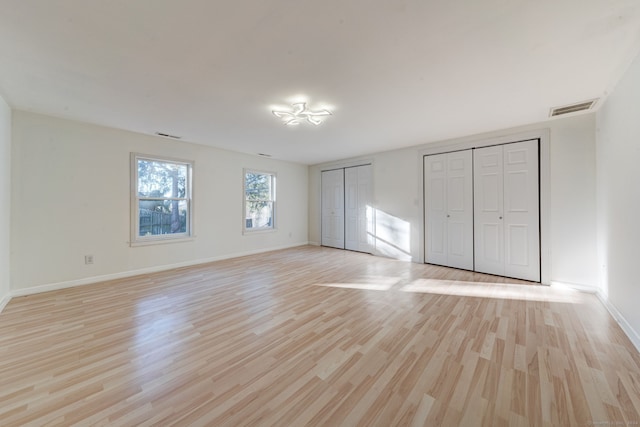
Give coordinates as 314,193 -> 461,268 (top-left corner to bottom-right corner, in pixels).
132,154 -> 193,243
244,170 -> 275,231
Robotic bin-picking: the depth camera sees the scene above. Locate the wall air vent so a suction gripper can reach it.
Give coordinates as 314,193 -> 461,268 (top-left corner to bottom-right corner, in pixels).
549,99 -> 598,117
155,132 -> 182,139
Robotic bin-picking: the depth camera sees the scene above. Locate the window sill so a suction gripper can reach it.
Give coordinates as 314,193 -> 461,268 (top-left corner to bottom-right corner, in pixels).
243,228 -> 277,236
130,235 -> 196,247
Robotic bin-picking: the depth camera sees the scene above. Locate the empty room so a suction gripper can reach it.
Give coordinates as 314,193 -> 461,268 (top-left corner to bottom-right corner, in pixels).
1,1 -> 640,426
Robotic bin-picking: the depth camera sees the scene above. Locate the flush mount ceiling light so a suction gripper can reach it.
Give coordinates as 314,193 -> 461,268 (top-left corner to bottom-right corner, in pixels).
272,102 -> 332,126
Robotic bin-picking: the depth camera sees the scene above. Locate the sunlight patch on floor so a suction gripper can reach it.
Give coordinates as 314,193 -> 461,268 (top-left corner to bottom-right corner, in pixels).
313,276 -> 587,304
400,279 -> 586,303
314,276 -> 401,291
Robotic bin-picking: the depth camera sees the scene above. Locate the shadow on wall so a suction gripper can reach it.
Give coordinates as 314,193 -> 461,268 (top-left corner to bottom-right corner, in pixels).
367,206 -> 412,261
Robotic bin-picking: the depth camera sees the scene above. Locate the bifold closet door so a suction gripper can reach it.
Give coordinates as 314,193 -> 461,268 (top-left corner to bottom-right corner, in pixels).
321,169 -> 345,249
345,165 -> 372,253
474,140 -> 540,281
424,150 -> 473,270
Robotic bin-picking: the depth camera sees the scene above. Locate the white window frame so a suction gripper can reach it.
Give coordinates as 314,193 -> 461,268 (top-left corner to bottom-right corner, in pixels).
130,153 -> 194,246
243,169 -> 277,233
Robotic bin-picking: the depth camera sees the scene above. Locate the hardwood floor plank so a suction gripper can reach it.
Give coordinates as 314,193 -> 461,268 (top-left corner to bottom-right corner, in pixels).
1,246 -> 639,426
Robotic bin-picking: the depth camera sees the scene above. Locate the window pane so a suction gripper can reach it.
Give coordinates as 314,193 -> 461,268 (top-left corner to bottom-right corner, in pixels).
245,201 -> 273,229
245,173 -> 272,200
139,200 -> 188,236
137,160 -> 187,198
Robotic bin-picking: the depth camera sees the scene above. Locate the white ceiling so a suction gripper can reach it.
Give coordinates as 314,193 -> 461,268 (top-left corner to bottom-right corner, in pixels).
1,1 -> 639,165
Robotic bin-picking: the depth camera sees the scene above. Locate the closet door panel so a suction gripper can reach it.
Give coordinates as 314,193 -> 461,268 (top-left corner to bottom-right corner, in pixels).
507,224 -> 529,265
356,165 -> 373,253
474,146 -> 505,276
424,154 -> 448,266
474,140 -> 540,282
345,168 -> 359,251
424,151 -> 473,270
503,140 -> 540,281
481,223 -> 501,262
446,151 -> 474,270
321,169 -> 345,249
345,165 -> 372,253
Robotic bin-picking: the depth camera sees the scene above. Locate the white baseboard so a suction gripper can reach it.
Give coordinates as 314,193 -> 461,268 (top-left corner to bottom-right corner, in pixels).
538,281 -> 640,352
308,241 -> 320,246
550,280 -> 598,293
0,292 -> 11,314
10,242 -> 310,299
596,291 -> 640,353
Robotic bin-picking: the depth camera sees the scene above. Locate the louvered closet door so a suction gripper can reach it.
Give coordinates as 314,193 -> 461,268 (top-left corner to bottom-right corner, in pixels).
321,169 -> 345,249
474,140 -> 540,281
424,150 -> 473,270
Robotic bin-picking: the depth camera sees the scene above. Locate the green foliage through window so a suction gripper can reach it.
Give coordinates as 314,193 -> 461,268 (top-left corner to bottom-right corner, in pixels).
245,171 -> 275,230
134,155 -> 192,240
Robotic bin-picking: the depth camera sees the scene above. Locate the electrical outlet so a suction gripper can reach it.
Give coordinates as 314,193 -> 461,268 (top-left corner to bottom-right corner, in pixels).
84,255 -> 94,265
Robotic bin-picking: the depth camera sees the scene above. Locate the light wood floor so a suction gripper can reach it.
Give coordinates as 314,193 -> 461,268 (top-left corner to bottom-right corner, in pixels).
1,246 -> 639,426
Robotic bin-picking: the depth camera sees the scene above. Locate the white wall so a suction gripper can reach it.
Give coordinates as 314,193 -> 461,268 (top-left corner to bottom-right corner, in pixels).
0,94 -> 10,309
548,116 -> 598,288
11,111 -> 309,292
310,113 -> 599,288
596,51 -> 640,348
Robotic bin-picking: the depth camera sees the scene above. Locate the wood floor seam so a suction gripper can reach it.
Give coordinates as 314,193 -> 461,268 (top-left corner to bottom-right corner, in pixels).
0,246 -> 638,426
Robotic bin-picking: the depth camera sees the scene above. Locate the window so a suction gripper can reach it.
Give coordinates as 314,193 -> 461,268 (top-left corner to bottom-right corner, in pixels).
244,170 -> 276,232
131,154 -> 193,244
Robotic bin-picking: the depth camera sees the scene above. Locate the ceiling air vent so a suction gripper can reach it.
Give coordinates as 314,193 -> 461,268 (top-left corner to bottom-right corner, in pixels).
155,132 -> 182,139
549,99 -> 598,117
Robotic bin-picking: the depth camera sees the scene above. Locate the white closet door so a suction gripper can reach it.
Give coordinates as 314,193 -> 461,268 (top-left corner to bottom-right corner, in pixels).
474,140 -> 540,281
424,154 -> 448,266
474,145 -> 505,276
446,151 -> 474,270
345,167 -> 358,251
503,140 -> 539,281
424,151 -> 473,270
345,165 -> 372,253
321,169 -> 345,249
